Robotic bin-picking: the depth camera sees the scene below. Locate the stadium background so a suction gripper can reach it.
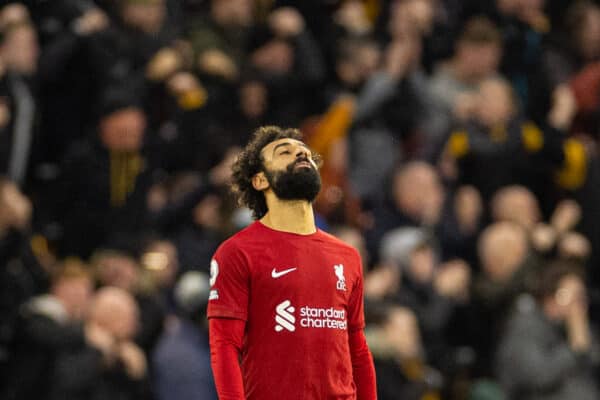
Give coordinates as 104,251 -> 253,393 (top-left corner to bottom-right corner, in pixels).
0,0 -> 599,399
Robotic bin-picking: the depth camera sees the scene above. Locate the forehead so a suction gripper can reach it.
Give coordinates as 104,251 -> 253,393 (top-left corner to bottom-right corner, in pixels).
261,138 -> 308,156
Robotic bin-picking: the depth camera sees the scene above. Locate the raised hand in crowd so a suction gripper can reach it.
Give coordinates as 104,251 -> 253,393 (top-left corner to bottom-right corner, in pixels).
434,259 -> 471,302
146,47 -> 184,82
71,7 -> 110,36
548,84 -> 578,130
198,48 -> 238,81
0,179 -> 31,236
551,199 -> 581,235
558,232 -> 591,261
119,340 -> 148,380
85,321 -> 116,363
383,36 -> 422,80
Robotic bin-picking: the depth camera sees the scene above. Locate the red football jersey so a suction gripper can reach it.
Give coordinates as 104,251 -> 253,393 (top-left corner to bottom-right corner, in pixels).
207,221 -> 366,400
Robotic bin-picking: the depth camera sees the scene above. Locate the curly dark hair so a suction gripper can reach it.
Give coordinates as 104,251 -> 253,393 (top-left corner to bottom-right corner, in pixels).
231,125 -> 321,220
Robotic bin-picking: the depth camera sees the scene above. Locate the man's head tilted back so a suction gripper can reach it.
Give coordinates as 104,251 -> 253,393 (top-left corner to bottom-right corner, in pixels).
231,126 -> 322,219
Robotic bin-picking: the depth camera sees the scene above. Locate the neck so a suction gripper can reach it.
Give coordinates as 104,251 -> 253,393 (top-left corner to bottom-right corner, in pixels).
260,194 -> 316,235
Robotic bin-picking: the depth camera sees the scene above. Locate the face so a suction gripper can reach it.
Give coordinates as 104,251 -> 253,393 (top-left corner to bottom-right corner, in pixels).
1,25 -> 39,75
384,307 -> 422,359
492,187 -> 540,230
475,79 -> 515,126
480,224 -> 527,282
96,255 -> 139,291
213,0 -> 253,27
258,138 -> 321,202
99,108 -> 146,151
457,42 -> 501,80
94,291 -> 139,341
389,0 -> 433,37
53,276 -> 94,321
111,299 -> 139,341
408,246 -> 435,284
337,42 -> 381,89
393,163 -> 443,221
121,1 -> 166,34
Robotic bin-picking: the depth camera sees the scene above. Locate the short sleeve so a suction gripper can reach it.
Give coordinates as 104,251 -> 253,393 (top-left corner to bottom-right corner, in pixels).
207,241 -> 250,321
347,250 -> 365,332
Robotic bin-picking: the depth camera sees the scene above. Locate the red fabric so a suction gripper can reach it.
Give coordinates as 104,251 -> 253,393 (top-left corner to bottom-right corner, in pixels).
207,221 -> 370,399
209,318 -> 246,400
349,329 -> 378,400
571,62 -> 600,112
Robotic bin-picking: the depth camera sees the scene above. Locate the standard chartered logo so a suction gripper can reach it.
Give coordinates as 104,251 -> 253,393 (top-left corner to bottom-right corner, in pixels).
275,300 -> 296,332
274,300 -> 347,332
300,306 -> 347,330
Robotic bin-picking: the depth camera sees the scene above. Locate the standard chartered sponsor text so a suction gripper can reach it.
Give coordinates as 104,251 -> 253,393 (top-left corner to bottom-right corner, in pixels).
299,306 -> 347,330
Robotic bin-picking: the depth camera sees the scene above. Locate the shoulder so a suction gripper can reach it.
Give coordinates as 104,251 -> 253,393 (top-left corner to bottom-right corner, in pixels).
214,222 -> 262,259
316,230 -> 361,262
503,296 -> 547,338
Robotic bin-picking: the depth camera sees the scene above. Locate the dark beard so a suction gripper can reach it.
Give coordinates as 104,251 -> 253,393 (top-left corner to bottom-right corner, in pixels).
264,159 -> 321,202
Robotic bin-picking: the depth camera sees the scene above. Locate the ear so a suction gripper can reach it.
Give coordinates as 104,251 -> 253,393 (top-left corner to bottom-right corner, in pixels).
252,172 -> 269,191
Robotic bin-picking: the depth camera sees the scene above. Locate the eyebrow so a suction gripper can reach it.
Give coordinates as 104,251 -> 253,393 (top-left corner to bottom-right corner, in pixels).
272,141 -> 310,156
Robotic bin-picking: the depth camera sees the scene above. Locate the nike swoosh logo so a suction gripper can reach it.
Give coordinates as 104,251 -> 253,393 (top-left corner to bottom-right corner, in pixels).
271,267 -> 297,278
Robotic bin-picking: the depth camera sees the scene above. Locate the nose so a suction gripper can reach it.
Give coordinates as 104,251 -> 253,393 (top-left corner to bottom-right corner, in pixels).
295,147 -> 308,159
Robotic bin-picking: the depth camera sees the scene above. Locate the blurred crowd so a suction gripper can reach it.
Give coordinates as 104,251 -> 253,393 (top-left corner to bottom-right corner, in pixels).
1,0 -> 600,399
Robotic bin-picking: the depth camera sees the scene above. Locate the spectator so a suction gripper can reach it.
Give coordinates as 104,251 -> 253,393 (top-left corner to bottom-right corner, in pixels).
438,78 -> 578,205
348,34 -> 428,197
247,6 -> 327,126
366,305 -> 442,400
57,89 -> 156,258
87,0 -> 176,95
531,0 -> 600,121
378,227 -> 471,370
36,3 -> 110,163
366,161 -> 479,264
1,261 -> 93,400
188,0 -> 254,83
0,178 -> 46,375
91,248 -> 166,354
496,260 -> 600,400
496,191 -> 592,264
491,185 -> 542,231
47,286 -> 150,400
426,16 -> 503,144
366,161 -> 445,263
472,221 -> 533,374
0,4 -> 40,189
153,271 -> 216,400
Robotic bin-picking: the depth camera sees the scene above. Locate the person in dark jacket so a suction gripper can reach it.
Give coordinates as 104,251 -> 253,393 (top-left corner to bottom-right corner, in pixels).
153,271 -> 217,400
496,260 -> 600,400
366,304 -> 443,400
49,286 -> 150,400
57,89 -> 157,258
0,261 -> 94,400
0,5 -> 41,190
438,77 -> 578,212
0,178 -> 47,378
